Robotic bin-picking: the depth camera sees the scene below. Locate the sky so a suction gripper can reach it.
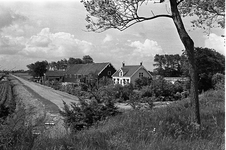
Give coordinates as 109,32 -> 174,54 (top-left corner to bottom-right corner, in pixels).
0,0 -> 224,71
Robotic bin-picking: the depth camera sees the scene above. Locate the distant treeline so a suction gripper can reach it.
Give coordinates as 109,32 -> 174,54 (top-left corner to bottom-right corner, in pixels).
26,55 -> 94,78
153,47 -> 225,78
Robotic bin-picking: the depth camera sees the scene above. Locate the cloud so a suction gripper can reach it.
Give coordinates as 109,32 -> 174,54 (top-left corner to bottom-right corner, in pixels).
204,33 -> 225,55
87,39 -> 163,71
129,39 -> 164,57
0,6 -> 27,30
0,35 -> 25,55
20,28 -> 93,59
103,34 -> 113,43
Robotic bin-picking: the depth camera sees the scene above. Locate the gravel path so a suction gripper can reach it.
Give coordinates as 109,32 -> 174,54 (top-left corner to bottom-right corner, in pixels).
12,75 -> 79,111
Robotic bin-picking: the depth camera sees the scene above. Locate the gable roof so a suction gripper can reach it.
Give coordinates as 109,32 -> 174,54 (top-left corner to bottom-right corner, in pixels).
65,63 -> 110,75
45,70 -> 65,77
112,65 -> 152,78
112,65 -> 140,77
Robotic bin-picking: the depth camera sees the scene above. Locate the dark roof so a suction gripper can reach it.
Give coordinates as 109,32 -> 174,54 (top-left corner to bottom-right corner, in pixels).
45,70 -> 65,77
65,63 -> 110,75
112,65 -> 141,77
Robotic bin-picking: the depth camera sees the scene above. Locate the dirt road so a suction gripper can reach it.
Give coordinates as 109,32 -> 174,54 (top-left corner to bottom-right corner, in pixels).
12,75 -> 79,111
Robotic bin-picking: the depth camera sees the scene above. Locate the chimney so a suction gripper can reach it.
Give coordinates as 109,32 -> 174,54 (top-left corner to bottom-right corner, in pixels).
140,62 -> 143,66
122,61 -> 125,67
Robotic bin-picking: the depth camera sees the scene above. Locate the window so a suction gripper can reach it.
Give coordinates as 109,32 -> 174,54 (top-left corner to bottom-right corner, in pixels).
127,79 -> 130,84
120,71 -> 123,77
108,71 -> 111,75
139,72 -> 143,78
69,74 -> 72,78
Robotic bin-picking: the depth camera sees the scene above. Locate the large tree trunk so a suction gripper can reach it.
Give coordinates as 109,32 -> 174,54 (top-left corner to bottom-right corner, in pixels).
170,0 -> 201,125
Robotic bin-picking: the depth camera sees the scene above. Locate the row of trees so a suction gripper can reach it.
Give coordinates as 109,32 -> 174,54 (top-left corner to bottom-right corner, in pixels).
27,55 -> 94,78
153,53 -> 188,77
153,47 -> 225,76
153,47 -> 225,92
48,55 -> 94,70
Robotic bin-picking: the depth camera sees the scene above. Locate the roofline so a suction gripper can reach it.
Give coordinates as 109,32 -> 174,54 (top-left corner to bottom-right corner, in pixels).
111,69 -> 121,77
97,62 -> 116,76
129,65 -> 142,78
130,65 -> 152,78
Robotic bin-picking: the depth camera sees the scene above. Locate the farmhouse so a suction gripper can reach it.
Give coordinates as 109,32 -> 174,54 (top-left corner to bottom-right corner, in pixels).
112,62 -> 152,86
64,62 -> 116,83
44,70 -> 65,81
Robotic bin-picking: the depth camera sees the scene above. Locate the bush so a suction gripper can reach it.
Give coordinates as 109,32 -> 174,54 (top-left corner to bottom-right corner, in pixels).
111,83 -> 134,102
134,77 -> 152,89
59,86 -> 120,133
212,73 -> 225,90
0,108 -> 45,150
140,86 -> 153,98
139,76 -> 185,101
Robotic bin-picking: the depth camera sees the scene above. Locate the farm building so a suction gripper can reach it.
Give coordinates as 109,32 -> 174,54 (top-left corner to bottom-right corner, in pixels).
64,62 -> 116,83
44,70 -> 65,81
112,62 -> 152,86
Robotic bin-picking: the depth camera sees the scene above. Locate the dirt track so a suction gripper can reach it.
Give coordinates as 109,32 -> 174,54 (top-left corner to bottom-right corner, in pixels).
12,75 -> 79,111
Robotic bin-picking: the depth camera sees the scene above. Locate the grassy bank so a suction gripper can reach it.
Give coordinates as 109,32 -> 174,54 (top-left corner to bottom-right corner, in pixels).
32,88 -> 224,150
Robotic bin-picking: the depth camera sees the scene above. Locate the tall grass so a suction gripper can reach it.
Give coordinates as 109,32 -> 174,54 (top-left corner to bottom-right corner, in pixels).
33,87 -> 224,150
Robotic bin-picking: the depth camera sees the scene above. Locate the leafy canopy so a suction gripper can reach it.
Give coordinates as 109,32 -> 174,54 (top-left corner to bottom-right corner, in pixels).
81,0 -> 225,32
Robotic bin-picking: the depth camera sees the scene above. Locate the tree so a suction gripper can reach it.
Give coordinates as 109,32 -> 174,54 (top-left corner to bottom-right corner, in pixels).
82,55 -> 94,64
182,47 -> 225,92
153,54 -> 182,77
81,0 -> 224,125
48,61 -> 57,70
68,57 -> 83,65
180,0 -> 225,30
56,59 -> 67,70
27,61 -> 48,77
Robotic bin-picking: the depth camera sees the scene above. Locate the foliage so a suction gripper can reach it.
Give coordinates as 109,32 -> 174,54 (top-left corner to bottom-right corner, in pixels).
211,73 -> 225,90
138,77 -> 188,101
157,47 -> 226,92
179,0 -> 225,29
27,61 -> 48,77
48,55 -> 94,71
98,76 -> 114,87
0,107 -> 46,150
134,76 -> 152,89
112,83 -> 134,101
68,57 -> 83,65
59,85 -> 120,133
153,54 -> 183,77
44,88 -> 224,150
82,55 -> 94,64
194,47 -> 224,92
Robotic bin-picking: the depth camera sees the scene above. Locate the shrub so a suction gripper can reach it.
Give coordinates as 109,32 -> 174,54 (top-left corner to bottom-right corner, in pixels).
0,108 -> 45,150
134,77 -> 152,89
212,73 -> 225,90
60,86 -> 120,133
140,76 -> 184,101
111,83 -> 134,102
